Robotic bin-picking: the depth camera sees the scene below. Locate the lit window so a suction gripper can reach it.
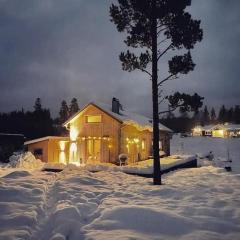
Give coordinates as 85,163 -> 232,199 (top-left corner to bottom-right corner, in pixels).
86,115 -> 102,123
141,140 -> 146,151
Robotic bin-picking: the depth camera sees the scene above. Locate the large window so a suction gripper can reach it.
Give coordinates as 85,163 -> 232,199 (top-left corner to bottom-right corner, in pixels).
86,115 -> 102,123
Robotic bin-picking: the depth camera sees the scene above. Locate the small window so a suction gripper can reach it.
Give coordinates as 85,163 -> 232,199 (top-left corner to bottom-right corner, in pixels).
86,115 -> 102,123
34,148 -> 43,155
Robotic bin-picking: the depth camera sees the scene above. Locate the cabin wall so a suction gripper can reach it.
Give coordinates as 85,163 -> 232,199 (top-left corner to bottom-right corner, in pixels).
26,140 -> 49,162
120,124 -> 152,164
120,125 -> 171,163
48,139 -> 70,164
69,105 -> 121,164
26,138 -> 70,163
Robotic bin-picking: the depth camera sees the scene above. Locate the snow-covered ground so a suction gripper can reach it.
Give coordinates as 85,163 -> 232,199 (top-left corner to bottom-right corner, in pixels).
0,136 -> 240,240
171,134 -> 240,173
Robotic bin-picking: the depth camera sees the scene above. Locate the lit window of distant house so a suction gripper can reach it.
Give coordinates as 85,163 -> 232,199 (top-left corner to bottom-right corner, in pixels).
86,115 -> 102,123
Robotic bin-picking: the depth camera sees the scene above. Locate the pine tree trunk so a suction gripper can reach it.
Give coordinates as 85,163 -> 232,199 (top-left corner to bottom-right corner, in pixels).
151,0 -> 161,185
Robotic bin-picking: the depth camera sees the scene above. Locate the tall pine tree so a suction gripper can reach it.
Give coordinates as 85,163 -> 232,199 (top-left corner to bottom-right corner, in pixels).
59,100 -> 69,124
210,107 -> 216,124
218,105 -> 227,123
110,0 -> 202,185
234,105 -> 240,124
69,98 -> 79,117
203,106 -> 210,125
34,98 -> 42,113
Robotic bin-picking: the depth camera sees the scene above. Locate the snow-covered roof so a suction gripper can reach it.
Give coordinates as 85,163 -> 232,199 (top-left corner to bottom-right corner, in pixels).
24,136 -> 69,145
64,102 -> 172,132
0,133 -> 24,137
201,125 -> 215,131
211,124 -> 240,131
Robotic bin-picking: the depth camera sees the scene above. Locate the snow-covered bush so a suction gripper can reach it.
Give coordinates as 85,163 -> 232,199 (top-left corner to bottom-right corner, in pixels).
8,151 -> 44,170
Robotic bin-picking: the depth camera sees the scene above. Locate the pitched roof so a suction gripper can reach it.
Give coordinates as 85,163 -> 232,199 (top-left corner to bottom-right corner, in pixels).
63,102 -> 172,132
211,124 -> 240,131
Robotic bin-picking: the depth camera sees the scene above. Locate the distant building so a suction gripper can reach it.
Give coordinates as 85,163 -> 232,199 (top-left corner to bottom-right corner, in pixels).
192,123 -> 240,138
211,124 -> 240,138
192,125 -> 214,136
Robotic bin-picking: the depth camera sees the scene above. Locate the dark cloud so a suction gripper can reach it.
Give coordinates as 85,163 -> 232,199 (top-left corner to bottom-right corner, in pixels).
0,0 -> 239,117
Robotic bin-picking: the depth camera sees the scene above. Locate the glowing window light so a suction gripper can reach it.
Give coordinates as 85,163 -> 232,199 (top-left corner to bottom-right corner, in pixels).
219,130 -> 224,136
59,151 -> 66,164
69,142 -> 78,163
134,138 -> 139,144
59,141 -> 66,151
142,140 -> 146,150
86,115 -> 102,123
70,127 -> 78,141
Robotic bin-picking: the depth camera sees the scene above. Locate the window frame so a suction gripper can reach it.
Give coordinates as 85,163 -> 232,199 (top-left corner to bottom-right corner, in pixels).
85,114 -> 102,123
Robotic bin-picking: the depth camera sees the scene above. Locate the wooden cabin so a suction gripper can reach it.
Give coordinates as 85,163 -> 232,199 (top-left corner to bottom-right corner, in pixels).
25,98 -> 172,165
24,136 -> 69,163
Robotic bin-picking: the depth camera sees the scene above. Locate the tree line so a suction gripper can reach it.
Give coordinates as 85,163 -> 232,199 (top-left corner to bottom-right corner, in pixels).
160,104 -> 240,133
0,98 -> 80,140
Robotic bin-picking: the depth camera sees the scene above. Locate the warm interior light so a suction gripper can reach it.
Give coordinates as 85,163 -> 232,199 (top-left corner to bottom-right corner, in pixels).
59,151 -> 66,164
70,127 -> 78,141
134,138 -> 139,143
59,141 -> 66,151
69,142 -> 78,163
219,130 -> 224,136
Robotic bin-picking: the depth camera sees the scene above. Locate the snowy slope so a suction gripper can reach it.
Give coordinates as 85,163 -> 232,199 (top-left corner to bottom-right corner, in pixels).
0,136 -> 240,240
0,166 -> 240,240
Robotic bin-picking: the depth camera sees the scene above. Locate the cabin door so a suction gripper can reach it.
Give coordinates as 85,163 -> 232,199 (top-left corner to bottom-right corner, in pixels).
86,139 -> 101,163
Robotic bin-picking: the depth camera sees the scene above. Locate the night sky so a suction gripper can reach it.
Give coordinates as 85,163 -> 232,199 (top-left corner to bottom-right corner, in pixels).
0,0 -> 239,117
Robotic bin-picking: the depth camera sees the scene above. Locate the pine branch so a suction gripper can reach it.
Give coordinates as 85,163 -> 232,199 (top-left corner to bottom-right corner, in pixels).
158,96 -> 165,105
157,44 -> 172,61
157,37 -> 168,46
157,27 -> 168,35
140,68 -> 152,77
159,104 -> 183,115
157,74 -> 178,87
158,89 -> 163,97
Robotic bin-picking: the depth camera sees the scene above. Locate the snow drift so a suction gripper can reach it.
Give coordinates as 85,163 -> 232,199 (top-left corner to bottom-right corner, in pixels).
8,152 -> 44,170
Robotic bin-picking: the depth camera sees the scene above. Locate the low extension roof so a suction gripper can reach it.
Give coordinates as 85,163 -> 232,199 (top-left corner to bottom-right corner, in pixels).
63,102 -> 172,132
24,136 -> 69,145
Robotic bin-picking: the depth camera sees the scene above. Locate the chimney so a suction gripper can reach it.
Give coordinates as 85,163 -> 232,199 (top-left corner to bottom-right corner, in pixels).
112,97 -> 120,114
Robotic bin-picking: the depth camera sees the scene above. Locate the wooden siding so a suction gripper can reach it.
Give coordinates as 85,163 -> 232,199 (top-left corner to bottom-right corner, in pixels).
26,138 -> 70,163
121,124 -> 152,164
69,104 -> 122,164
68,104 -> 171,164
26,140 -> 49,163
121,124 -> 170,164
